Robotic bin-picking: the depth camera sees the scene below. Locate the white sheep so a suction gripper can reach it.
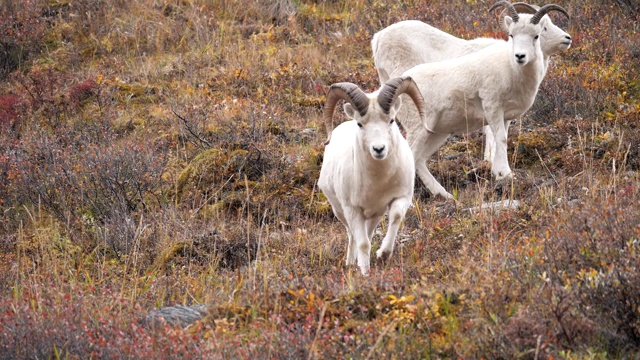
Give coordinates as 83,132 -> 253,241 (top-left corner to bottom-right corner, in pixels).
318,76 -> 427,275
395,2 -> 569,199
372,2 -> 571,194
372,3 -> 571,82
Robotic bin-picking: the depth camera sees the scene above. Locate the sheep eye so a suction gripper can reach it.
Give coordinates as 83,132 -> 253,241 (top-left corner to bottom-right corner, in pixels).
357,122 -> 363,128
509,34 -> 513,38
534,35 -> 539,40
389,119 -> 395,125
544,27 -> 548,31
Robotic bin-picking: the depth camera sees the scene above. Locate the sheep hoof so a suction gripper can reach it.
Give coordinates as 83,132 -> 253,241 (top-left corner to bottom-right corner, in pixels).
359,267 -> 371,276
376,249 -> 391,261
493,175 -> 516,195
494,171 -> 514,181
440,192 -> 454,200
495,175 -> 515,187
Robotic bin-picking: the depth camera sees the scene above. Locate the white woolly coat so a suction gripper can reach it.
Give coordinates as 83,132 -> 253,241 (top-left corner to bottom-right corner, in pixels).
318,119 -> 414,221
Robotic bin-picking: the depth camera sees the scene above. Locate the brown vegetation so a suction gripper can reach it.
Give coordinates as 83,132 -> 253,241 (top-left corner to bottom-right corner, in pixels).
0,0 -> 638,358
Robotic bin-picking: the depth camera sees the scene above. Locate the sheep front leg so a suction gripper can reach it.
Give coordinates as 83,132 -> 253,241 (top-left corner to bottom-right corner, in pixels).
327,201 -> 357,266
484,120 -> 512,163
376,196 -> 411,260
488,118 -> 512,181
344,208 -> 371,275
345,228 -> 357,266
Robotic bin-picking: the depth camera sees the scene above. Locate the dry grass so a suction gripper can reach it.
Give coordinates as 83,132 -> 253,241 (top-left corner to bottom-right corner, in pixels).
0,0 -> 639,358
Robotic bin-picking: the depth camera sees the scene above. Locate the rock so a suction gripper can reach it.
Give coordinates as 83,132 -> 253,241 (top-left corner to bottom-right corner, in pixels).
143,304 -> 209,328
466,199 -> 520,214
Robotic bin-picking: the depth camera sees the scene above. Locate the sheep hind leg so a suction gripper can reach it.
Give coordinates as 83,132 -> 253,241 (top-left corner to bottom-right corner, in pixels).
410,131 -> 453,199
483,125 -> 495,162
365,216 -> 381,242
364,216 -> 382,264
376,196 -> 411,260
354,227 -> 372,275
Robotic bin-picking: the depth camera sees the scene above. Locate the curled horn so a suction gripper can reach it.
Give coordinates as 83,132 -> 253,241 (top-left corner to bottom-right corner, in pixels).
377,76 -> 427,125
323,82 -> 370,144
496,2 -> 538,28
530,4 -> 570,24
489,1 -> 520,22
512,2 -> 539,13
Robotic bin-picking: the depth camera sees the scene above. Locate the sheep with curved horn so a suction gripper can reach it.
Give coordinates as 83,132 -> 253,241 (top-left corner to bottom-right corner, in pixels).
394,1 -> 569,199
318,76 -> 426,275
371,2 -> 571,184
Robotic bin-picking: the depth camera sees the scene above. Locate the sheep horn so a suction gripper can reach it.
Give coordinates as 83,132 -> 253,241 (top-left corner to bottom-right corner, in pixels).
530,4 -> 570,24
489,1 -> 519,22
323,82 -> 369,144
496,3 -> 538,28
511,2 -> 539,13
378,76 -> 427,125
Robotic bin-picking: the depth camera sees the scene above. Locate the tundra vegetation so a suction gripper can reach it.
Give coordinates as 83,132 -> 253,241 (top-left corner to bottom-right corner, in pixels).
0,0 -> 638,358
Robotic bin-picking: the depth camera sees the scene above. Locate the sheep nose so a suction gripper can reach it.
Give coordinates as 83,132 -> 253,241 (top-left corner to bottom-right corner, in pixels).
515,54 -> 526,62
566,35 -> 572,40
372,145 -> 385,155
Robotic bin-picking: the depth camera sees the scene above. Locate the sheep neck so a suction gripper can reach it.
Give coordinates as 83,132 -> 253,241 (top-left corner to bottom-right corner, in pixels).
350,147 -> 406,220
542,54 -> 551,75
352,146 -> 400,187
502,56 -> 545,119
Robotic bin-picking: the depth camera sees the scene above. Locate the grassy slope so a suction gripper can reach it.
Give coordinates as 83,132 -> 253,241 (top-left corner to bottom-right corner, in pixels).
0,0 -> 639,358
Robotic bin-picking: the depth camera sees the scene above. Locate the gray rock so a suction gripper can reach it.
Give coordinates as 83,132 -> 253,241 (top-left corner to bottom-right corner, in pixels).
143,304 -> 209,328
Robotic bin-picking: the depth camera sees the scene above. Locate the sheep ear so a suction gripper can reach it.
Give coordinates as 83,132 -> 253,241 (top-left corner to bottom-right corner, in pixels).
388,96 -> 402,118
504,16 -> 514,29
537,15 -> 550,26
500,16 -> 510,32
343,103 -> 358,119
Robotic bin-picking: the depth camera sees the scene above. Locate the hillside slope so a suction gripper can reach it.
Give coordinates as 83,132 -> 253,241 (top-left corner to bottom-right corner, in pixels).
0,0 -> 639,358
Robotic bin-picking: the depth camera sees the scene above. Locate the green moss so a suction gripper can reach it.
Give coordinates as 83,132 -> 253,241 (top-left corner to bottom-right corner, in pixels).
176,148 -> 226,200
175,148 -> 262,203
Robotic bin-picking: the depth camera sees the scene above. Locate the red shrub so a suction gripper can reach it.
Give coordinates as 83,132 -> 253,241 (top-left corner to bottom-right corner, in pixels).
69,79 -> 98,105
0,94 -> 19,127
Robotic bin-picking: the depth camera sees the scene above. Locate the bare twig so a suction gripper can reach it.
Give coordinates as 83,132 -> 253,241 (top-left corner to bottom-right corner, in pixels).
365,319 -> 398,360
307,302 -> 328,360
171,108 -> 212,148
535,148 -> 558,187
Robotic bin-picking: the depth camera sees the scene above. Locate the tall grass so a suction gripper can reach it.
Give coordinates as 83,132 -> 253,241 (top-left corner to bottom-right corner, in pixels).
0,0 -> 638,358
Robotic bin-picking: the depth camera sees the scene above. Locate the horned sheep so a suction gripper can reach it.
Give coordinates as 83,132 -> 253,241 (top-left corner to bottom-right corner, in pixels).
385,2 -> 569,198
318,76 -> 427,275
372,3 -> 572,82
372,2 -> 571,197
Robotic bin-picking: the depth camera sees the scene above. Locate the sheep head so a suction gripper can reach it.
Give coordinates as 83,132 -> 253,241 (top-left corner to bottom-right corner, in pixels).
377,76 -> 427,123
500,3 -> 572,56
490,1 -> 569,66
323,83 -> 369,145
323,76 -> 426,161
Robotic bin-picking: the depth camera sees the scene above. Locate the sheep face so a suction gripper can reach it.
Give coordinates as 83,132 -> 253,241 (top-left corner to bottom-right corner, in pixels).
505,15 -> 546,66
539,15 -> 572,54
510,13 -> 571,56
343,99 -> 402,161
